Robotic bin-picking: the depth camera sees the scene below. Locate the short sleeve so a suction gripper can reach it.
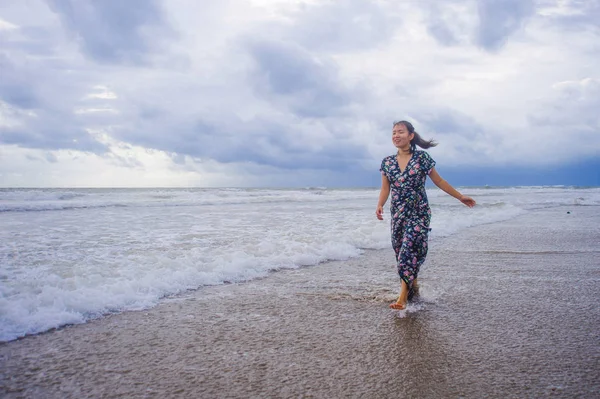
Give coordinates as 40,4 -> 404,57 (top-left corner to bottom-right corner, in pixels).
379,157 -> 389,179
420,151 -> 436,175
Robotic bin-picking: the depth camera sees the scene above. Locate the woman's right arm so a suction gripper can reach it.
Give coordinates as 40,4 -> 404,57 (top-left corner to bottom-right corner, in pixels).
428,168 -> 476,207
376,174 -> 390,220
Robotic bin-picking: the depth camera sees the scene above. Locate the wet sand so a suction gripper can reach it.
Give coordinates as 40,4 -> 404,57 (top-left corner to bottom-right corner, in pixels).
1,206 -> 599,398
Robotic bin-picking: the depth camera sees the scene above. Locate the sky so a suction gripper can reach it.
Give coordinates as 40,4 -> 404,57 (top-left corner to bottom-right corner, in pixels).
0,0 -> 599,188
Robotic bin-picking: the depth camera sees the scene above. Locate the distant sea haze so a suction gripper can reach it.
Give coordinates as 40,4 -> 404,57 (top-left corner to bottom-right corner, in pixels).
1,186 -> 599,342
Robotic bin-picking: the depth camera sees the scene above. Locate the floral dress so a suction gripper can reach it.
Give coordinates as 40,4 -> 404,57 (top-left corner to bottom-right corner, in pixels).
380,150 -> 436,288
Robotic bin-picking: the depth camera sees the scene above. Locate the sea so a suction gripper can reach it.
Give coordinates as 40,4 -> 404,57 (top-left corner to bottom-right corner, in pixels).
1,186 -> 599,342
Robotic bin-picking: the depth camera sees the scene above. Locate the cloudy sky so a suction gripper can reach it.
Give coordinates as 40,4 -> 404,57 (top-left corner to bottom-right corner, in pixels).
0,0 -> 598,187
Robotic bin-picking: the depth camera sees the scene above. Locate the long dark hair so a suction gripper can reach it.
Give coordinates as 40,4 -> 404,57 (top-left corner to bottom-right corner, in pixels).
393,120 -> 438,152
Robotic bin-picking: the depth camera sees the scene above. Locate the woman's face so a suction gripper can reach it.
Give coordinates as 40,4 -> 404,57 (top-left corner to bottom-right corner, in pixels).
392,124 -> 414,149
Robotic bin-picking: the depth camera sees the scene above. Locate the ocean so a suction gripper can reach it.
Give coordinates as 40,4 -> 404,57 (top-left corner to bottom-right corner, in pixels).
1,186 -> 599,342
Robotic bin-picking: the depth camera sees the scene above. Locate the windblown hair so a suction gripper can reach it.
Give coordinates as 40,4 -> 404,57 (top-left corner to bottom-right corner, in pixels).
393,120 -> 438,152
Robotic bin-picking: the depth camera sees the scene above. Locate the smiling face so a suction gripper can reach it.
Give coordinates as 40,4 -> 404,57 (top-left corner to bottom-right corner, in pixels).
392,123 -> 414,151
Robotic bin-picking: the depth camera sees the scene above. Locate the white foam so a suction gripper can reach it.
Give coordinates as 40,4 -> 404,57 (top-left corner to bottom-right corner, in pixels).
393,303 -> 426,318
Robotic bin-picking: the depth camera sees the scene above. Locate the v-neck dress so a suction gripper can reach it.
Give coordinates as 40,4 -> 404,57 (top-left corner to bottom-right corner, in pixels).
380,150 -> 436,287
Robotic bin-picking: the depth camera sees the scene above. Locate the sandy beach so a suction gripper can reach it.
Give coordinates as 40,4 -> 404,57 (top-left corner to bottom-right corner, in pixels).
1,205 -> 599,398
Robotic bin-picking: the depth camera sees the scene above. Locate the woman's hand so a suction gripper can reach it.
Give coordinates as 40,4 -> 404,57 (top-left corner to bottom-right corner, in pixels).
459,195 -> 476,208
376,205 -> 384,220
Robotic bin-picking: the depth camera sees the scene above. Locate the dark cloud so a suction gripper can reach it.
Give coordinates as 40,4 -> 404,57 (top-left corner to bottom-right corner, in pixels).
113,111 -> 369,172
421,1 -> 467,47
427,19 -> 459,46
0,53 -> 110,153
249,41 -> 330,95
247,39 -> 360,118
424,1 -> 597,50
0,2 -> 127,155
413,109 -> 504,162
45,0 -> 170,64
475,0 -> 534,51
1,123 -> 108,153
441,157 -> 600,186
0,55 -> 41,109
418,110 -> 485,138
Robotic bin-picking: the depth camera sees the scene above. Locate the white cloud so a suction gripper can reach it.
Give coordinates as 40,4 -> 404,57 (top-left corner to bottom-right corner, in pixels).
0,17 -> 18,30
84,85 -> 118,100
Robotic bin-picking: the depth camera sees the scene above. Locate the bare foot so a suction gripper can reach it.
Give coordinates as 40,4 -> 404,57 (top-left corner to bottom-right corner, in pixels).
390,280 -> 410,310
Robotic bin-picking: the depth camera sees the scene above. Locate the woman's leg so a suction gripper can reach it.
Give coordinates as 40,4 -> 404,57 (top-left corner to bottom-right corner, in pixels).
390,224 -> 429,309
390,279 -> 410,309
390,277 -> 420,309
408,278 -> 419,300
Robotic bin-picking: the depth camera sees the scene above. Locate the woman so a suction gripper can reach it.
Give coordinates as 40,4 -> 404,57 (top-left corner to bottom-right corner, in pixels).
376,120 -> 476,310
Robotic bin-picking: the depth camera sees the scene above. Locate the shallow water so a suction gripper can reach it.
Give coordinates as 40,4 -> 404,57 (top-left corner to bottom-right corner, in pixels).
1,206 -> 598,398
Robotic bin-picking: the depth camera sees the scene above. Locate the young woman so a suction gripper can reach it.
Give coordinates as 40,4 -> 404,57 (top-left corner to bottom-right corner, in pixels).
376,120 -> 476,310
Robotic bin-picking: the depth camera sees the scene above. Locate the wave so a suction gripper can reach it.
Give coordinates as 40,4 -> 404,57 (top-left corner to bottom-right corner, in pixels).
477,249 -> 600,255
1,187 -> 599,341
0,189 -> 378,213
3,187 -> 599,214
0,204 -> 131,213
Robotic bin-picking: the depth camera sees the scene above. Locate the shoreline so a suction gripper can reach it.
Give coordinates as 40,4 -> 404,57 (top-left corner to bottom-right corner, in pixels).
1,206 -> 599,398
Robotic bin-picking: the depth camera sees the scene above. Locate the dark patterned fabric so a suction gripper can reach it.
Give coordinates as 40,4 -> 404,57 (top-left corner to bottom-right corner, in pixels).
380,150 -> 436,287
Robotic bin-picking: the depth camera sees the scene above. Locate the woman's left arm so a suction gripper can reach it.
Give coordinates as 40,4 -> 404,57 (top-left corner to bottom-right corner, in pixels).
428,168 -> 476,208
